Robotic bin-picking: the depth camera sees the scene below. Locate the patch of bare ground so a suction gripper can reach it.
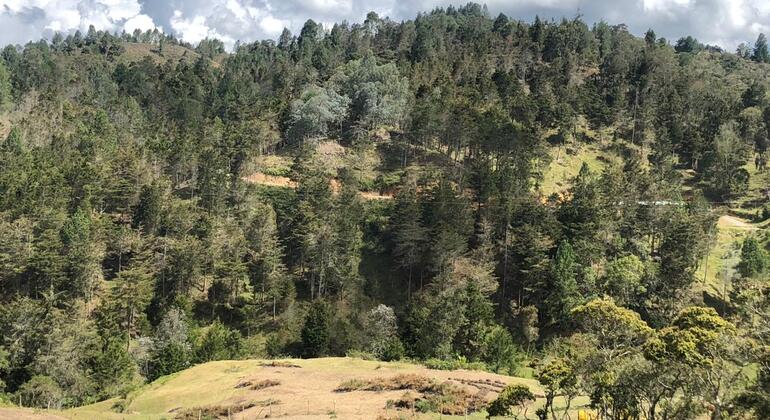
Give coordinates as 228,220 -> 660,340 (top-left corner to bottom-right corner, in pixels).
0,408 -> 67,420
718,215 -> 757,230
244,172 -> 393,200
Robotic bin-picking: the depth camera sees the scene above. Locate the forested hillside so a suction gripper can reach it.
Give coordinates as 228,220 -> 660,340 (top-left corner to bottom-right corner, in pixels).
3,3 -> 770,418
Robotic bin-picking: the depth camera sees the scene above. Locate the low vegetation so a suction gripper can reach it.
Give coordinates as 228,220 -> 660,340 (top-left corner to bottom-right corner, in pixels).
338,373 -> 486,415
173,399 -> 278,420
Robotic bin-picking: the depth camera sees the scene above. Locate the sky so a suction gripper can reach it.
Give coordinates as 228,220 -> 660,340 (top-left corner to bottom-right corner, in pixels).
1,0 -> 770,52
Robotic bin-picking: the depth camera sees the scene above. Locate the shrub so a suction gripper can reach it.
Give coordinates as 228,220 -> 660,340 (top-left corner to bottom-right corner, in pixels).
411,383 -> 486,415
380,337 -> 405,361
424,357 -> 487,371
234,379 -> 281,390
194,321 -> 244,363
335,374 -> 435,392
345,350 -> 377,360
486,384 -> 535,418
16,375 -> 64,409
363,304 -> 399,360
482,326 -> 524,375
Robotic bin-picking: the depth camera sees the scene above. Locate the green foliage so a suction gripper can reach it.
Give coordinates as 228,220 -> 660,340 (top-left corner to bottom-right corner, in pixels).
0,6 -> 766,414
537,358 -> 579,420
194,321 -> 244,363
287,85 -> 350,142
738,236 -> 769,278
132,183 -> 163,234
0,346 -> 7,393
646,306 -> 736,368
149,342 -> 191,381
737,347 -> 770,416
486,384 -> 535,418
0,60 -> 11,112
91,340 -> 138,399
423,357 -> 487,372
753,33 -> 770,63
301,300 -> 331,357
16,375 -> 64,409
481,326 -> 523,375
330,55 -> 410,136
603,255 -> 646,306
572,298 -> 653,351
548,240 -> 582,321
148,308 -> 192,380
703,122 -> 751,199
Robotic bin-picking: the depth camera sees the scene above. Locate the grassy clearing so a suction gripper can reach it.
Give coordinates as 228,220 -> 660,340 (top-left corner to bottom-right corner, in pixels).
3,357 -> 592,419
695,215 -> 758,296
540,141 -> 613,196
732,160 -> 770,213
250,154 -> 294,177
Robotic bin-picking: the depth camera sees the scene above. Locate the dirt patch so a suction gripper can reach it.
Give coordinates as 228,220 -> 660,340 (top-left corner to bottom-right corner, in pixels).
244,172 -> 393,200
317,140 -> 346,159
719,215 -> 757,230
243,172 -> 297,189
0,408 -> 67,420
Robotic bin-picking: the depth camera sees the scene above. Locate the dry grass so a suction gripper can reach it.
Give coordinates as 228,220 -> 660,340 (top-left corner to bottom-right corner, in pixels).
25,357 -> 587,419
258,360 -> 301,368
336,374 -> 488,415
234,379 -> 280,390
173,399 -> 278,420
243,171 -> 394,200
390,383 -> 487,416
0,408 -> 67,420
694,214 -> 757,296
335,374 -> 435,392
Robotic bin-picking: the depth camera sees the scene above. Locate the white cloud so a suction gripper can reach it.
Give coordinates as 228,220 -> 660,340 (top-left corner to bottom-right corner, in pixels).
4,0 -> 770,52
259,15 -> 285,36
642,0 -> 692,14
169,10 -> 234,47
165,1 -> 288,50
0,0 -> 157,45
124,13 -> 155,33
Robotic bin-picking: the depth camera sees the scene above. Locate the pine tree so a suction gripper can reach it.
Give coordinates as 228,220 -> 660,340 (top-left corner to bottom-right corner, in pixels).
548,240 -> 581,322
738,237 -> 769,278
132,183 -> 163,234
0,61 -> 11,112
753,33 -> 770,63
301,300 -> 330,357
391,177 -> 426,299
